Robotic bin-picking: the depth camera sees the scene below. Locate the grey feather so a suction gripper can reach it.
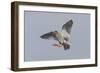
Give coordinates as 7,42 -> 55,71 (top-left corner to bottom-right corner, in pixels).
62,20 -> 73,34
63,43 -> 70,50
40,32 -> 57,40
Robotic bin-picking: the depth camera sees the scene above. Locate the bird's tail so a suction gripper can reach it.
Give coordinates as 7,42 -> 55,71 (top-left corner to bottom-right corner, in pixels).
63,43 -> 70,50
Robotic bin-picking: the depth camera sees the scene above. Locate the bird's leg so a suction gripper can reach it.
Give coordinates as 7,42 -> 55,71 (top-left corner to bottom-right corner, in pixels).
52,43 -> 62,48
58,43 -> 63,47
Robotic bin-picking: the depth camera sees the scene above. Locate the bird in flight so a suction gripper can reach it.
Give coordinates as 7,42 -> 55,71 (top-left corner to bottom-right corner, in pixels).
40,20 -> 73,50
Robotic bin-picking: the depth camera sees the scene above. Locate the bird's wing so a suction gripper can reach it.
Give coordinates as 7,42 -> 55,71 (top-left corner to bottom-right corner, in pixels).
40,32 -> 57,40
61,20 -> 73,39
62,20 -> 73,34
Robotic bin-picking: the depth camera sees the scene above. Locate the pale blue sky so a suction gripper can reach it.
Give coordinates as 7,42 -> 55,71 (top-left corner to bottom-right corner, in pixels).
24,11 -> 90,62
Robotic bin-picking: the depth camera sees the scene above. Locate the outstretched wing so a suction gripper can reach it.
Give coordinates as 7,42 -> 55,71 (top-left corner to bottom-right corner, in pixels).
61,20 -> 73,43
62,20 -> 73,34
40,32 -> 57,40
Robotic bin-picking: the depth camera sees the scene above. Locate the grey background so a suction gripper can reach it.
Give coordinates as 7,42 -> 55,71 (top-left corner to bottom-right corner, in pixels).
24,11 -> 90,62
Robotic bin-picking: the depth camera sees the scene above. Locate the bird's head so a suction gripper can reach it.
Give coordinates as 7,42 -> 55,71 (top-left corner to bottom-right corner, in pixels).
52,31 -> 58,35
54,31 -> 58,34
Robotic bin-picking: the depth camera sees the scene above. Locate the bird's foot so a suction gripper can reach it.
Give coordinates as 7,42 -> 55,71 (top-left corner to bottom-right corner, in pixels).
52,44 -> 62,48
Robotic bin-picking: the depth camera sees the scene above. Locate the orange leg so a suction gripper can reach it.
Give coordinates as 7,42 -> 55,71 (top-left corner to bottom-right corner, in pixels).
52,44 -> 62,48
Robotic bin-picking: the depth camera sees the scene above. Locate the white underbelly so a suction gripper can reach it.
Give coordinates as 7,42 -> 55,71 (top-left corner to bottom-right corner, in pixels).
56,33 -> 64,43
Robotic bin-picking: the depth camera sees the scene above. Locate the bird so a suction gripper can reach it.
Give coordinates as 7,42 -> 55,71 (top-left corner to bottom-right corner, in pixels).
40,19 -> 73,50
